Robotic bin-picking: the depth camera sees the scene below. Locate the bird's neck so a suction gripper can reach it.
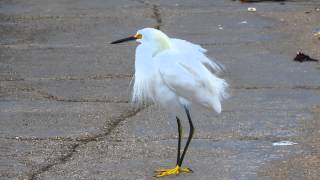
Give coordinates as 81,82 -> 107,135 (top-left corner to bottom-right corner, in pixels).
153,32 -> 174,56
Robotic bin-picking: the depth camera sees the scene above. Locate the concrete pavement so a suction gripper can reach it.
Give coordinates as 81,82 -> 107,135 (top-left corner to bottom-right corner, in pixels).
1,0 -> 320,179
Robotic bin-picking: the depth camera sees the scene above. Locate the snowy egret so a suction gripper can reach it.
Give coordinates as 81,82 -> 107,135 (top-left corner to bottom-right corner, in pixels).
111,28 -> 228,177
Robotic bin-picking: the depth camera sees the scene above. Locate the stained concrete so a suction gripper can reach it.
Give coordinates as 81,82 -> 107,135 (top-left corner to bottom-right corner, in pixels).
1,0 -> 320,179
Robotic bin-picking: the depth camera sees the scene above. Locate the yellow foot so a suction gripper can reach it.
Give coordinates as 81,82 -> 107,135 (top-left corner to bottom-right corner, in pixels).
155,165 -> 193,178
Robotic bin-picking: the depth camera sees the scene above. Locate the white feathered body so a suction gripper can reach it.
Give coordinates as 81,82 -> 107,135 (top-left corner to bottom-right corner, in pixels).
132,37 -> 228,114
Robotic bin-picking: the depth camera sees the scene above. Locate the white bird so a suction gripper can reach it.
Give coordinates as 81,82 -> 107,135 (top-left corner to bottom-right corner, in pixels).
111,28 -> 228,177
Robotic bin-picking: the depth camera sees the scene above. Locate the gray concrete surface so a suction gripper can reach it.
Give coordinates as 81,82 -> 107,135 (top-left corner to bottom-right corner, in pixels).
1,0 -> 320,179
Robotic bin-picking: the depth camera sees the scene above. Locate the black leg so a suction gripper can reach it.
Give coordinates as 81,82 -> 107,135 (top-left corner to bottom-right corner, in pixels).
178,106 -> 194,167
176,117 -> 182,165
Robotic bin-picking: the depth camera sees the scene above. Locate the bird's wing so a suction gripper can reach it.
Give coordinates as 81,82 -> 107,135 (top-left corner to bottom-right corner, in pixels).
154,51 -> 228,113
171,38 -> 224,74
171,38 -> 207,53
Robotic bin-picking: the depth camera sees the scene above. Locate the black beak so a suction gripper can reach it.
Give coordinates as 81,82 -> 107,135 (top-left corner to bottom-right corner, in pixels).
110,36 -> 136,44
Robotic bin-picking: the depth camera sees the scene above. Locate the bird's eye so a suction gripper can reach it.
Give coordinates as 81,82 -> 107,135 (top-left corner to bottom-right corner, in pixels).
134,33 -> 142,39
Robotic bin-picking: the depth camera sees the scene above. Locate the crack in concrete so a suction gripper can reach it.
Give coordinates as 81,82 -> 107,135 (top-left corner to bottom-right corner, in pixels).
38,74 -> 133,81
0,136 -> 74,142
0,44 -> 91,49
131,0 -> 151,6
28,143 -> 79,180
0,14 -> 129,21
75,106 -> 148,143
292,86 -> 320,90
233,86 -> 275,90
35,90 -> 129,103
1,42 -> 137,49
28,106 -> 147,179
200,41 -> 260,47
0,77 -> 24,81
0,74 -> 133,82
0,74 -> 132,82
131,0 -> 162,29
233,85 -> 320,90
3,80 -> 320,91
108,134 -> 284,144
152,5 -> 162,30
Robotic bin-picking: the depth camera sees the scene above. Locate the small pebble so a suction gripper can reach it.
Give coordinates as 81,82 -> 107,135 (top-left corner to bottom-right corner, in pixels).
314,28 -> 320,37
272,141 -> 297,146
248,7 -> 256,12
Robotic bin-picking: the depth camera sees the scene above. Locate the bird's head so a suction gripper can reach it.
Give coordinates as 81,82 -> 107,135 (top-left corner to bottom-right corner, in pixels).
111,28 -> 174,54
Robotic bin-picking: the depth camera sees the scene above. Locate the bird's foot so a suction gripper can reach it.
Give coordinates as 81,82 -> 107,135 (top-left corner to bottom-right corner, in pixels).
154,165 -> 193,177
